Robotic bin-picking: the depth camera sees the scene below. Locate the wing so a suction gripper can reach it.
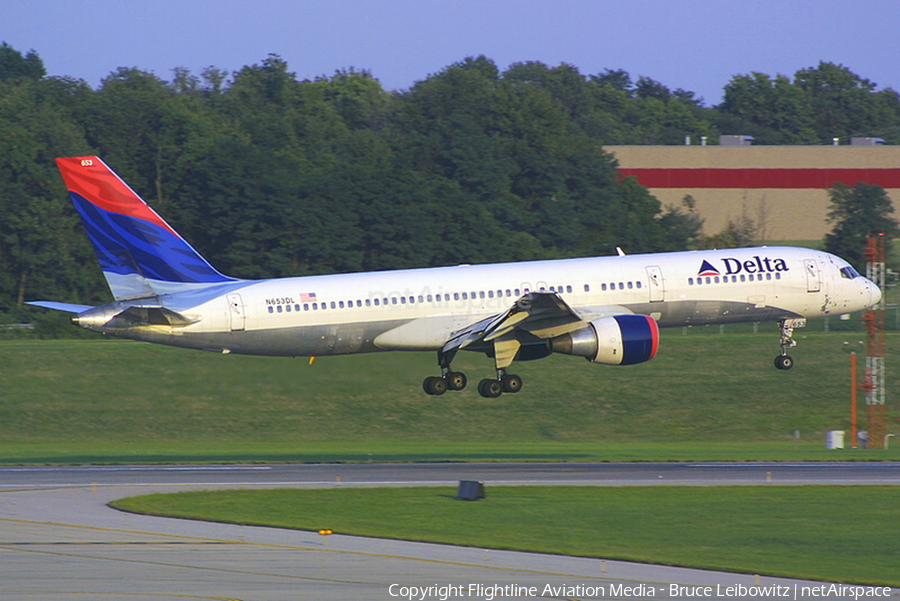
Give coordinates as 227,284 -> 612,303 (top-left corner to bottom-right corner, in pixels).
441,292 -> 632,368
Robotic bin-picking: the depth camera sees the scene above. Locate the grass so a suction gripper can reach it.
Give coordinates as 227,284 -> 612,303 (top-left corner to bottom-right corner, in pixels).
111,485 -> 900,586
2,329 -> 899,463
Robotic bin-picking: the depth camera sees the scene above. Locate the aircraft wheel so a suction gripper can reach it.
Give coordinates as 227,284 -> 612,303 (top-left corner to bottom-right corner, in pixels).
774,355 -> 794,370
446,371 -> 467,391
478,378 -> 503,398
423,376 -> 448,395
501,374 -> 523,393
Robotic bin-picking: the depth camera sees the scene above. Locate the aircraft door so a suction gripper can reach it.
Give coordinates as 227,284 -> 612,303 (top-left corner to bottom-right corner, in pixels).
226,293 -> 245,331
646,265 -> 665,302
804,259 -> 821,293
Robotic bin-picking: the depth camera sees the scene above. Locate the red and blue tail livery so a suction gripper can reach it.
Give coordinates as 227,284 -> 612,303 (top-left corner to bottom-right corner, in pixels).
56,157 -> 234,300
31,155 -> 881,396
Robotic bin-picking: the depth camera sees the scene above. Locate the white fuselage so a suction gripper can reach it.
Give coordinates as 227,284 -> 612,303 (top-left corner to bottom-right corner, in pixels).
75,246 -> 878,358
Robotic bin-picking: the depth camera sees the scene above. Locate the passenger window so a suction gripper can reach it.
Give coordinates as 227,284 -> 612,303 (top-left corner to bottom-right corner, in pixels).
286,305 -> 291,312
714,277 -> 720,283
418,295 -> 424,303
480,291 -> 485,299
636,281 -> 642,289
462,292 -> 467,300
268,306 -> 274,313
688,278 -> 694,285
627,281 -> 633,289
601,283 -> 607,291
392,298 -> 397,305
506,289 -> 511,296
277,305 -> 283,313
618,283 -> 624,290
488,290 -> 494,298
584,285 -> 590,292
366,299 -> 371,306
400,297 -> 406,304
766,273 -> 772,280
566,285 -> 572,293
339,301 -> 344,308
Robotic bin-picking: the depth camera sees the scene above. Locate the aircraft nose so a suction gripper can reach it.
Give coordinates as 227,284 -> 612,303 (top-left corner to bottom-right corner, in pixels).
869,280 -> 882,307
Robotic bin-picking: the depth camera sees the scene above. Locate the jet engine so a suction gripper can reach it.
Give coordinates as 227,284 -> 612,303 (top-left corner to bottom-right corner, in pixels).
549,314 -> 659,365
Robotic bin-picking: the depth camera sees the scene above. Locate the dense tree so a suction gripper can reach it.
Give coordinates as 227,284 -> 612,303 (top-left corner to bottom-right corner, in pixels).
824,183 -> 899,271
719,63 -> 900,144
0,43 -> 45,81
2,43 -> 899,326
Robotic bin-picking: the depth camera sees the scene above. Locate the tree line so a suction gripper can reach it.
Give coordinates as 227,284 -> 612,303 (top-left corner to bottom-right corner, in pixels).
2,43 -> 899,320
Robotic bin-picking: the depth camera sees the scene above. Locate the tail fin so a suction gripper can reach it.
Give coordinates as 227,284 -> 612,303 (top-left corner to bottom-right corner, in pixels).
56,156 -> 234,300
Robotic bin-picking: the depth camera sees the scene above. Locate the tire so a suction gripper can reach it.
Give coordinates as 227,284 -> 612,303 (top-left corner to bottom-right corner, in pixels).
774,355 -> 794,370
429,376 -> 448,395
446,371 -> 467,391
501,374 -> 523,393
423,376 -> 447,395
478,378 -> 503,398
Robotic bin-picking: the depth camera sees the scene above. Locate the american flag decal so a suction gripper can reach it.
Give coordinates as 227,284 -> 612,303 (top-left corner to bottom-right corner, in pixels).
299,292 -> 317,302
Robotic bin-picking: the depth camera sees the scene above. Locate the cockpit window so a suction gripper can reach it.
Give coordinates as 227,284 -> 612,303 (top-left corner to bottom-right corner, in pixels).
840,266 -> 860,279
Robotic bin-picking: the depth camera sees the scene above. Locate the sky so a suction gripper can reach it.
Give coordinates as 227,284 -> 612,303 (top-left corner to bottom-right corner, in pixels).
3,0 -> 899,106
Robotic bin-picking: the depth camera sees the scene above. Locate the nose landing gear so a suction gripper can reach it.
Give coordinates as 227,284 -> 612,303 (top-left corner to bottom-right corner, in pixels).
774,319 -> 805,370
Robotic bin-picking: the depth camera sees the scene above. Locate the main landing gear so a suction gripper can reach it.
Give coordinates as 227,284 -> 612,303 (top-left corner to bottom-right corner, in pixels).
774,318 -> 804,370
423,369 -> 524,398
423,349 -> 524,398
477,371 -> 523,398
422,370 -> 467,395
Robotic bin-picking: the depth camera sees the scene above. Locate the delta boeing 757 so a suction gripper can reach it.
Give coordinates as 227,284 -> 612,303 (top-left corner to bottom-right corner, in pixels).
31,156 -> 881,397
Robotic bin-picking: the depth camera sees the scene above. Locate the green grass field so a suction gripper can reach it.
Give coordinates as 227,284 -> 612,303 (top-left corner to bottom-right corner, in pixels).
112,485 -> 900,586
1,328 -> 898,463
6,331 -> 899,585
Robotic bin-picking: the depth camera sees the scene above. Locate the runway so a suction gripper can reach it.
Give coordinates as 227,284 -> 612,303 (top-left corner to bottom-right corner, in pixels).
1,462 -> 898,600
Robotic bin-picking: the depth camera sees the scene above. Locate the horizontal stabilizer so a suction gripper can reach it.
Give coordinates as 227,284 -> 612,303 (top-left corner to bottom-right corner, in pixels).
27,301 -> 95,313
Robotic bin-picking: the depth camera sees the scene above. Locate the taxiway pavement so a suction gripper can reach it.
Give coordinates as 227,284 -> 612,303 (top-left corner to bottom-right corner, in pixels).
1,462 -> 898,600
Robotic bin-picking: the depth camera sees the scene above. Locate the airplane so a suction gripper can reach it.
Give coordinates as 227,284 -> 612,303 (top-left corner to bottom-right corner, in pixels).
31,156 -> 881,397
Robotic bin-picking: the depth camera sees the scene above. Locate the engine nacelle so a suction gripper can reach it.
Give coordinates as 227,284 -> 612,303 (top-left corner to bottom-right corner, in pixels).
549,315 -> 659,365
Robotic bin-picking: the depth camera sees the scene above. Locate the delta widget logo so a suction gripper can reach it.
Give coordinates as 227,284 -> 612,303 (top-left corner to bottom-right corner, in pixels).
698,256 -> 789,277
698,260 -> 720,277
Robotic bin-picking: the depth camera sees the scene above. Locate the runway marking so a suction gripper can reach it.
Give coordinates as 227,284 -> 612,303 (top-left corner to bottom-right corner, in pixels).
0,516 -> 620,583
0,466 -> 273,472
0,591 -> 239,600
